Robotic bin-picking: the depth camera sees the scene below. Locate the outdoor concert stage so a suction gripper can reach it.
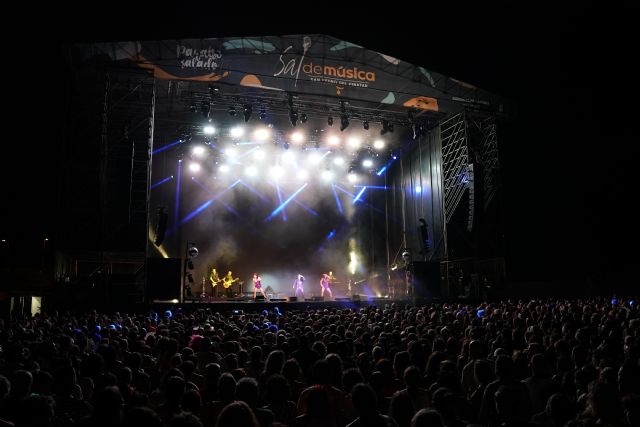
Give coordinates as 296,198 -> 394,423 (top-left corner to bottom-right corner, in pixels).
59,35 -> 507,307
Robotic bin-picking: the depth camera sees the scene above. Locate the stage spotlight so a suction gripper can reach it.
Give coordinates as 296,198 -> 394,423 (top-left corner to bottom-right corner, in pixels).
245,165 -> 258,177
347,137 -> 361,149
328,116 -> 334,126
188,162 -> 201,172
373,139 -> 385,150
327,135 -> 340,146
333,156 -> 345,165
270,166 -> 285,180
203,125 -> 215,135
230,127 -> 245,138
300,113 -> 308,123
321,170 -> 333,181
187,273 -> 194,284
254,128 -> 270,140
228,106 -> 237,116
192,146 -> 206,156
415,186 -> 422,193
289,110 -> 298,127
340,115 -> 349,131
243,104 -> 252,122
347,173 -> 358,183
362,159 -> 373,168
291,131 -> 304,144
187,259 -> 194,270
219,164 -> 230,173
363,120 -> 369,130
189,103 -> 198,113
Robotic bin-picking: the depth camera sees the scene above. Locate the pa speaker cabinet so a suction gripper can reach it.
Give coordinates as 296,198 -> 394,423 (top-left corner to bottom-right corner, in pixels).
412,261 -> 441,299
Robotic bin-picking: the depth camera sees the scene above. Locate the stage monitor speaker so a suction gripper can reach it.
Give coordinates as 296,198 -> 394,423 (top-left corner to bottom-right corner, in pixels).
255,295 -> 265,301
146,258 -> 182,301
412,261 -> 441,299
288,297 -> 297,302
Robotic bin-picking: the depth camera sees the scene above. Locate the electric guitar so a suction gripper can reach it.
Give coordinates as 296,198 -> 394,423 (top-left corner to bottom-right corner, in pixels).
222,277 -> 239,288
209,276 -> 222,287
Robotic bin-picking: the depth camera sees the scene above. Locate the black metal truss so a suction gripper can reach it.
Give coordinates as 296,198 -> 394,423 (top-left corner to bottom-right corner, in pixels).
440,113 -> 470,224
468,115 -> 500,210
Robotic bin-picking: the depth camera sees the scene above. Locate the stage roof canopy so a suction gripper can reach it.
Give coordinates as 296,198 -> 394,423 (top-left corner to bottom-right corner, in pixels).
77,34 -> 509,119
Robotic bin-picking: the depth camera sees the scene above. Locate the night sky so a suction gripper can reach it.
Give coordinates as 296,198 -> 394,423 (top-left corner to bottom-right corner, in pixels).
1,7 -> 635,288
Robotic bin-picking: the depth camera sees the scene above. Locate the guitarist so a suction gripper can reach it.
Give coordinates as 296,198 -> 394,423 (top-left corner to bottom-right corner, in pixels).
222,270 -> 239,297
209,268 -> 221,297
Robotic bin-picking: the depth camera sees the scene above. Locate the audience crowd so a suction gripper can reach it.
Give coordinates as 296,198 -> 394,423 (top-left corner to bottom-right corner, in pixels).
0,297 -> 638,427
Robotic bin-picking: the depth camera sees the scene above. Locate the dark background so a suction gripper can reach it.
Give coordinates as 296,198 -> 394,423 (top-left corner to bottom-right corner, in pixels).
1,6 -> 636,290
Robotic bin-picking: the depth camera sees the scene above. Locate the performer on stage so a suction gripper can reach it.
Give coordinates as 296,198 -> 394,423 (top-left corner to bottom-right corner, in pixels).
320,273 -> 333,299
252,273 -> 268,301
223,270 -> 238,297
293,274 -> 305,299
209,268 -> 221,297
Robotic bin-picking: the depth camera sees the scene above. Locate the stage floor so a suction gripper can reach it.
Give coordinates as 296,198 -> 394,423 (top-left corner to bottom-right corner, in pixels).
152,296 -> 411,312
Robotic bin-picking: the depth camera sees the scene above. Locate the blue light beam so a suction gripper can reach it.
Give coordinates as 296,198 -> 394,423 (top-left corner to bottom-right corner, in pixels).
352,187 -> 367,204
150,175 -> 174,190
152,139 -> 182,155
265,183 -> 308,222
331,184 -> 344,214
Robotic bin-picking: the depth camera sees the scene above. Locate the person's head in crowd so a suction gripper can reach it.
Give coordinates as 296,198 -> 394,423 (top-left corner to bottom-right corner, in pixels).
494,355 -> 514,380
303,385 -> 331,418
264,350 -> 285,376
495,385 -> 522,422
545,393 -> 575,427
282,359 -> 300,382
351,383 -> 378,417
265,374 -> 290,404
15,394 -> 55,427
236,377 -> 259,408
325,353 -> 344,388
11,370 -> 33,400
181,388 -> 202,415
588,381 -> 624,425
166,376 -> 186,406
390,389 -> 415,427
122,406 -> 162,427
170,412 -> 204,427
530,353 -> 551,378
342,368 -> 364,394
311,359 -> 330,385
411,408 -> 445,427
0,375 -> 10,402
90,386 -> 124,426
215,401 -> 259,427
